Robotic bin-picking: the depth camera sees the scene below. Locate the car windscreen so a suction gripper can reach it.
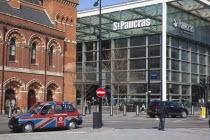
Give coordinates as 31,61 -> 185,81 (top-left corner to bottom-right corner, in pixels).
150,102 -> 160,107
28,104 -> 43,114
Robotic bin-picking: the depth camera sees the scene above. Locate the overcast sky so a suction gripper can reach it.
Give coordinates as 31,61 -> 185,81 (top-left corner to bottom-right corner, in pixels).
77,0 -> 139,11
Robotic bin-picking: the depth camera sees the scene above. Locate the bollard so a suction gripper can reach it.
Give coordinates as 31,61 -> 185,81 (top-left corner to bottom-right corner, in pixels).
24,106 -> 28,113
110,105 -> 113,116
82,105 -> 86,116
123,105 -> 126,116
8,106 -> 12,118
93,112 -> 102,128
96,104 -> 99,112
136,105 -> 139,116
191,105 -> 194,115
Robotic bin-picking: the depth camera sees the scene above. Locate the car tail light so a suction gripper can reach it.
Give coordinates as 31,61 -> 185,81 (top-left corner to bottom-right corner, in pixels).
152,106 -> 158,109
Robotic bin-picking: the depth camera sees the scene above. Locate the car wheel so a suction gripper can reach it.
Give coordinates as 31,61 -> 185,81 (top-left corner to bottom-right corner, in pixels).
181,111 -> 187,118
67,120 -> 76,129
22,122 -> 34,133
149,115 -> 156,118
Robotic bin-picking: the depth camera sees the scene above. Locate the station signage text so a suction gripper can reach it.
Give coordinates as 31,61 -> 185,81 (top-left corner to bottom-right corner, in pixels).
173,19 -> 194,33
113,18 -> 151,31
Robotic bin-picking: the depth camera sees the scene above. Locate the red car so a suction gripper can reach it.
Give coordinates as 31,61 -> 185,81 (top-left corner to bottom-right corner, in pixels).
8,101 -> 82,132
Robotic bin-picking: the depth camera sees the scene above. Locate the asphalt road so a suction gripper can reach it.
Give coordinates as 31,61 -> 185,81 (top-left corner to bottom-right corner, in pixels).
0,113 -> 209,134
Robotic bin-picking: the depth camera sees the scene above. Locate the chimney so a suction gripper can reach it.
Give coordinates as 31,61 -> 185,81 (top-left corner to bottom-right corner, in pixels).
8,0 -> 21,9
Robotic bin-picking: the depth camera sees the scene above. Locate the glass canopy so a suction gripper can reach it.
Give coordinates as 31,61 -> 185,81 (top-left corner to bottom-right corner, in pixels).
77,0 -> 210,42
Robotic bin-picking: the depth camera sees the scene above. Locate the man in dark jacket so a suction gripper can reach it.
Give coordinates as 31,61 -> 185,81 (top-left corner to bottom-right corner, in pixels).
157,101 -> 168,131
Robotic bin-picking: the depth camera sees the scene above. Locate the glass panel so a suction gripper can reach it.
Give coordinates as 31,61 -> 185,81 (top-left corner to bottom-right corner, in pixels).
76,43 -> 82,52
130,47 -> 146,58
191,53 -> 197,63
86,73 -> 97,81
148,34 -> 160,45
85,52 -> 97,61
130,84 -> 143,94
85,42 -> 97,51
114,38 -> 127,48
191,74 -> 197,83
130,59 -> 146,69
85,62 -> 97,72
129,71 -> 146,81
102,40 -> 111,49
181,51 -> 188,61
180,39 -> 188,50
77,53 -> 82,62
182,85 -> 189,95
171,72 -> 179,82
171,37 -> 179,48
182,73 -> 189,83
191,64 -> 197,73
199,55 -> 205,64
171,48 -> 179,59
149,46 -> 160,56
113,60 -> 127,70
181,62 -> 188,72
190,43 -> 197,52
199,65 -> 206,74
102,50 -> 111,60
130,36 -> 146,47
150,83 -> 160,93
150,71 -> 160,80
171,60 -> 179,70
171,84 -> 179,94
198,45 -> 205,54
150,58 -> 160,68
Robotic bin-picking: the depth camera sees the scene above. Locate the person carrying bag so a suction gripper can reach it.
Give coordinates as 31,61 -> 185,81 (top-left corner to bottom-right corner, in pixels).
157,101 -> 168,131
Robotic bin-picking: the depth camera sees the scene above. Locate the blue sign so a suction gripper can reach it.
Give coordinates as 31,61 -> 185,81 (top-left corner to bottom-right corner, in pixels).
151,72 -> 158,80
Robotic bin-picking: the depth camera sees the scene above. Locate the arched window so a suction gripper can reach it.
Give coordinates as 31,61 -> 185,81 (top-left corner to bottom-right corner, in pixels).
9,37 -> 16,61
49,47 -> 54,66
31,42 -> 37,64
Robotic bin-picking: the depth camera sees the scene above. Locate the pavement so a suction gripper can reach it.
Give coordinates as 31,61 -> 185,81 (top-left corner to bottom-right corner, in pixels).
0,108 -> 210,140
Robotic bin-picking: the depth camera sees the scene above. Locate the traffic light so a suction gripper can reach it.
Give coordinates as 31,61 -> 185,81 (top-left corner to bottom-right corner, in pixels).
200,78 -> 206,87
143,84 -> 147,92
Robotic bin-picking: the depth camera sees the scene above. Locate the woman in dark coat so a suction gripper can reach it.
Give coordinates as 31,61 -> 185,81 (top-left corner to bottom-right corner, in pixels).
157,101 -> 168,131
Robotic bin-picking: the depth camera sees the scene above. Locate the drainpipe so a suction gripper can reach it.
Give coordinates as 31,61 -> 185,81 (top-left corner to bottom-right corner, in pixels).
44,37 -> 48,101
1,25 -> 7,114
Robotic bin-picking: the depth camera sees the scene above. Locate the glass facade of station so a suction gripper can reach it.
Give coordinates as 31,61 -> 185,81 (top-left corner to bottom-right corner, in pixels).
76,1 -> 210,103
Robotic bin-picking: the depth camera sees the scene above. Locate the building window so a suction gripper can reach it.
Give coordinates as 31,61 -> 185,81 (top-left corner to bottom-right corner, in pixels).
9,37 -> 16,61
130,59 -> 146,69
31,42 -> 37,64
49,47 -> 54,66
130,47 -> 146,58
171,48 -> 179,59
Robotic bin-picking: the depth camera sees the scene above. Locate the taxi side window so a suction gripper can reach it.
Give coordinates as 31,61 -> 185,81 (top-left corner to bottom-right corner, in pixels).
54,104 -> 66,113
41,105 -> 53,114
67,105 -> 75,112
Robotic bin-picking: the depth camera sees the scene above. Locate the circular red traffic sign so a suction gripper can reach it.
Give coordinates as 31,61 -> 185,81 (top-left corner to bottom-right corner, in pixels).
96,88 -> 106,97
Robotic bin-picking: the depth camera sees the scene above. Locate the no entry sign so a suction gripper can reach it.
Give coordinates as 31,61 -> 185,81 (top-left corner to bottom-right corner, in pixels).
96,88 -> 106,97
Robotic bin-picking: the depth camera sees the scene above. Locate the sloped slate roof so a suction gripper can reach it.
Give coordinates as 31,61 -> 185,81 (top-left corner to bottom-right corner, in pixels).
0,1 -> 53,27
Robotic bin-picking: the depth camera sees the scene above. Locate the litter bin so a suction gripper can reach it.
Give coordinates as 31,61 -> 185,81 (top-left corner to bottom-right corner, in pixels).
200,107 -> 206,118
93,112 -> 102,128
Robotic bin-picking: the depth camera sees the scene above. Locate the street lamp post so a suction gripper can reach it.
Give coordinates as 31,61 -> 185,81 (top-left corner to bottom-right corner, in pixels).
93,0 -> 103,128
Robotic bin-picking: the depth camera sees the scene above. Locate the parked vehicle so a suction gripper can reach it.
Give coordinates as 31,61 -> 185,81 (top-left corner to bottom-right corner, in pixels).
147,101 -> 189,118
8,101 -> 82,133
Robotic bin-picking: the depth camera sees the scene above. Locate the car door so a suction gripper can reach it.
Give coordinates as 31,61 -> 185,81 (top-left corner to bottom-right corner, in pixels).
54,104 -> 67,128
169,102 -> 181,115
36,105 -> 56,129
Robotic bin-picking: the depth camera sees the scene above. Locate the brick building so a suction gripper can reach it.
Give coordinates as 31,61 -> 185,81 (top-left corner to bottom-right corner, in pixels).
0,0 -> 78,114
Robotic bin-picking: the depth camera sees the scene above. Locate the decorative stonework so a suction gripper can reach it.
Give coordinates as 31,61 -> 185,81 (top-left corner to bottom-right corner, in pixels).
47,38 -> 61,53
3,77 -> 25,93
46,80 -> 61,91
26,79 -> 43,90
28,34 -> 45,50
5,28 -> 26,45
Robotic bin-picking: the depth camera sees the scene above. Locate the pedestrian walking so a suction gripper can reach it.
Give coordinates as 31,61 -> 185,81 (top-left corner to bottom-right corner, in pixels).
157,101 -> 168,131
141,104 -> 145,112
87,100 -> 91,114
